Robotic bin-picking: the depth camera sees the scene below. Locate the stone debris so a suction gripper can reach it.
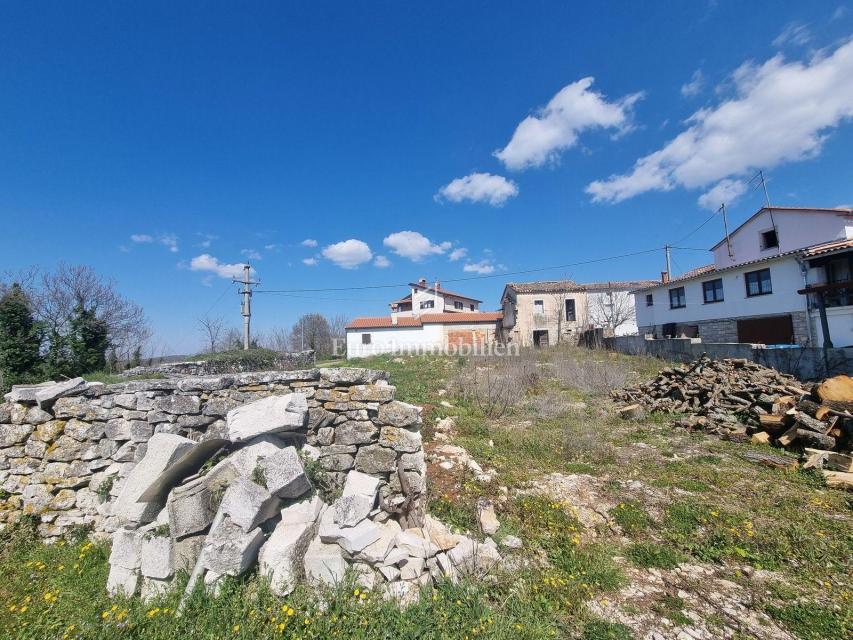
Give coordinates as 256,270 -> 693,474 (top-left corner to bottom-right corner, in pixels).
0,368 -> 501,606
477,498 -> 500,535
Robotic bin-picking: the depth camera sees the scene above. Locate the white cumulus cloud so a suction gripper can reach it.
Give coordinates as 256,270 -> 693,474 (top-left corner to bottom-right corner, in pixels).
373,255 -> 391,268
463,260 -> 496,275
302,257 -> 318,266
189,254 -> 247,279
680,69 -> 704,98
494,77 -> 643,170
697,178 -> 749,211
159,234 -> 179,253
322,239 -> 373,269
301,239 -> 318,247
448,247 -> 468,261
130,234 -> 153,243
587,39 -> 853,207
435,173 -> 519,206
383,231 -> 451,262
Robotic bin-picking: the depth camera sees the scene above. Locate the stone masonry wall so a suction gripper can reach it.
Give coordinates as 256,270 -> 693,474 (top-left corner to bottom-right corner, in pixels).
0,367 -> 425,540
120,350 -> 316,378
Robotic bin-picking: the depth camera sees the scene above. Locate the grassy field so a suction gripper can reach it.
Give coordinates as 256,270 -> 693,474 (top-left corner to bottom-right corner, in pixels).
1,347 -> 850,639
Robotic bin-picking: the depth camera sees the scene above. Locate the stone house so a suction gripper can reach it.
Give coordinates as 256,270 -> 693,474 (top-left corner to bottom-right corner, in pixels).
500,280 -> 657,347
389,278 -> 482,316
633,206 -> 853,347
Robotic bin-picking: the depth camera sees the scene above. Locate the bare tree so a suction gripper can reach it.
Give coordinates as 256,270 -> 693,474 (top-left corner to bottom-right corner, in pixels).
287,313 -> 333,356
197,315 -> 225,354
266,327 -> 291,352
587,287 -> 636,333
547,293 -> 566,345
222,327 -> 244,351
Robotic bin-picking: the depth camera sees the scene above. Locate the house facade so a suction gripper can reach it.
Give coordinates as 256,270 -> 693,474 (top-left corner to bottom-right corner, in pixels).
346,279 -> 500,358
500,280 -> 657,347
634,206 -> 853,347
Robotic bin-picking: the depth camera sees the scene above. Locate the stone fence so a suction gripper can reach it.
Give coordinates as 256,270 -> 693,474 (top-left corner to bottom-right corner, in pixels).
120,350 -> 316,378
604,335 -> 852,380
0,367 -> 424,540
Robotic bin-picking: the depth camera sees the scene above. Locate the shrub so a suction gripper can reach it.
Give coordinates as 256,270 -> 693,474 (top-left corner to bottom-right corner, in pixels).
551,356 -> 633,395
452,352 -> 539,418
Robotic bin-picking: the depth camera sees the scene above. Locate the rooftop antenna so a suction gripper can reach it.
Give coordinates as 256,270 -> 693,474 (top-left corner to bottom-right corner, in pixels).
719,203 -> 734,259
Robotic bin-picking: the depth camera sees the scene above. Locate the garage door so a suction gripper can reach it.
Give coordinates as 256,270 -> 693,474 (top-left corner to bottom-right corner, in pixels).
736,315 -> 794,345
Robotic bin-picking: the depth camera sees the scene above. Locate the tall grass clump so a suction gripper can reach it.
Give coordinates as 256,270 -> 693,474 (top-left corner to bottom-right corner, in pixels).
452,352 -> 539,417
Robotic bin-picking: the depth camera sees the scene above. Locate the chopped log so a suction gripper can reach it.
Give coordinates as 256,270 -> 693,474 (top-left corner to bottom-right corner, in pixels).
618,404 -> 646,421
758,414 -> 789,430
814,406 -> 832,421
751,432 -> 771,445
795,429 -> 836,450
794,411 -> 831,434
777,425 -> 799,447
743,450 -> 798,470
822,470 -> 853,490
803,448 -> 853,472
796,398 -> 823,417
816,375 -> 853,403
802,450 -> 828,470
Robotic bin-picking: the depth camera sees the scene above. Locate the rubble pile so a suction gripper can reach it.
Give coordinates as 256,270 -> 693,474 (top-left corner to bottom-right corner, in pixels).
613,356 -> 853,485
105,393 -> 500,604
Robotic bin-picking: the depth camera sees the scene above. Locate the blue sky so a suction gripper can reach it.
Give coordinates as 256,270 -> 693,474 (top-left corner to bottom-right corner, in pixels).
1,2 -> 852,353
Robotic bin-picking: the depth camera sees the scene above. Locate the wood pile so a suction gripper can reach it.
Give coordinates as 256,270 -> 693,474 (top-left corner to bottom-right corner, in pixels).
613,356 -> 853,489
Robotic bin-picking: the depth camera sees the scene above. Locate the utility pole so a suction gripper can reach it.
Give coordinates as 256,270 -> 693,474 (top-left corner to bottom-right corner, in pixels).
232,265 -> 259,351
664,244 -> 672,279
720,203 -> 734,259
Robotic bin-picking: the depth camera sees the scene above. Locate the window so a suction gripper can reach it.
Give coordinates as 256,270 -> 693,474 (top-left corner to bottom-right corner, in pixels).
565,299 -> 576,321
419,300 -> 435,309
702,278 -> 724,303
669,287 -> 686,309
469,304 -> 475,311
454,301 -> 464,310
534,299 -> 544,314
745,268 -> 772,296
761,229 -> 778,250
361,333 -> 371,345
645,294 -> 653,307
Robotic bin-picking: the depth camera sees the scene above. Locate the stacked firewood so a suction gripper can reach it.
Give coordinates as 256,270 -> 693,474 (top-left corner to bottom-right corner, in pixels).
612,355 -> 853,487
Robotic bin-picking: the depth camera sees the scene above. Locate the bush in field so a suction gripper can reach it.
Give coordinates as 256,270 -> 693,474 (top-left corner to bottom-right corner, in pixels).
551,355 -> 632,395
452,352 -> 539,417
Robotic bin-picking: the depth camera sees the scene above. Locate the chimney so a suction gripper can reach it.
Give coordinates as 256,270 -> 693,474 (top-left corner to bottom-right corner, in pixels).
418,277 -> 427,287
391,314 -> 398,325
661,271 -> 670,284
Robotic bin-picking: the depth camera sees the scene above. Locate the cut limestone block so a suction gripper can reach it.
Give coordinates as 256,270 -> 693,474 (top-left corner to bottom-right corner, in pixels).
377,401 -> 420,428
4,381 -> 56,403
258,447 -> 311,499
109,528 -> 141,570
341,470 -> 380,500
303,536 -> 347,587
279,494 -> 325,527
35,377 -> 88,408
399,556 -> 425,580
202,516 -> 265,576
138,438 -> 228,503
107,564 -> 140,597
140,533 -> 174,580
174,535 -> 205,573
382,580 -> 419,606
219,477 -> 281,532
355,519 -> 401,565
395,529 -> 439,559
477,498 -> 500,536
167,478 -> 216,539
333,494 -> 374,528
318,507 -> 382,554
421,515 -> 460,552
112,434 -> 195,524
258,517 -> 316,596
448,537 -> 501,577
219,436 -> 286,477
141,577 -> 171,603
225,394 -> 308,442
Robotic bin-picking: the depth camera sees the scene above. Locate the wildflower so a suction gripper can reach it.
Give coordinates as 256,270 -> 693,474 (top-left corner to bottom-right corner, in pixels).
233,623 -> 241,632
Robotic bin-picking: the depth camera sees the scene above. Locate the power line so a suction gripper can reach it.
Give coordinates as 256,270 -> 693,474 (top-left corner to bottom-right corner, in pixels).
254,246 -> 664,294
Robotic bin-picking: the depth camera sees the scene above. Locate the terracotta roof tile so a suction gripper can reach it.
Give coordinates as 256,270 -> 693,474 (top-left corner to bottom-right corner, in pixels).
346,311 -> 502,330
346,316 -> 422,329
420,312 -> 502,323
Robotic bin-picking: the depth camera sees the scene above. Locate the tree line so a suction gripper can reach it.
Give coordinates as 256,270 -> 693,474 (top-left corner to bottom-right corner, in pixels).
198,312 -> 348,358
0,264 -> 150,390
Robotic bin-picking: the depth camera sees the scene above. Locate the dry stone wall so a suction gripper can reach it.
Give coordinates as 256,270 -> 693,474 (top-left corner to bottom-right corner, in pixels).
119,350 -> 316,378
0,367 -> 424,540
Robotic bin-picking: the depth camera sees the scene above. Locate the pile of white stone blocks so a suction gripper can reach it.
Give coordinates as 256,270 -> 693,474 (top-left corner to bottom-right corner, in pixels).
0,368 -> 501,604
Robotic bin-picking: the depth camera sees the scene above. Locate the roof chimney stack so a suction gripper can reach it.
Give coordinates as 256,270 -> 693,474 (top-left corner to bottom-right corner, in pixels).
661,271 -> 670,284
418,277 -> 427,287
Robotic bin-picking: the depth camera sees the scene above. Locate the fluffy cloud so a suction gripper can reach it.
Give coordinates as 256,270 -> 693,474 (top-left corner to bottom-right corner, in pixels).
241,249 -> 262,260
587,39 -> 853,207
159,234 -> 179,253
322,239 -> 373,269
130,234 -> 153,243
435,173 -> 519,206
448,247 -> 468,261
373,255 -> 391,268
301,239 -> 318,247
463,260 -> 496,275
697,178 -> 748,211
680,69 -> 704,98
383,231 -> 451,262
189,254 -> 247,279
302,257 -> 318,266
494,77 -> 643,170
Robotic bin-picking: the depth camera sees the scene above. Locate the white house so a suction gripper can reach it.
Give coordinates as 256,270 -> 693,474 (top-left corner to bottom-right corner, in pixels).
346,279 -> 500,358
634,206 -> 853,347
501,280 -> 658,347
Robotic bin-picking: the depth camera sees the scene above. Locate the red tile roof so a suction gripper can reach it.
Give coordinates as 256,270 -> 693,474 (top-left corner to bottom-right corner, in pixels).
802,237 -> 853,257
409,282 -> 482,303
346,311 -> 502,330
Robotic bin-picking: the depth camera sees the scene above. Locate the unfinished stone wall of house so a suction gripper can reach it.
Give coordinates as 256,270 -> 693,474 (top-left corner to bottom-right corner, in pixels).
0,368 -> 500,603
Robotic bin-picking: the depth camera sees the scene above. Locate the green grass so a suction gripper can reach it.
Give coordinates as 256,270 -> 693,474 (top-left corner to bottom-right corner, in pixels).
626,542 -> 685,569
580,619 -> 634,639
609,502 -> 653,534
764,602 -> 852,640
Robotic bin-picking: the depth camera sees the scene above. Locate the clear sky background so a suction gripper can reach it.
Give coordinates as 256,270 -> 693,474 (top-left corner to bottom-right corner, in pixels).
1,2 -> 852,354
